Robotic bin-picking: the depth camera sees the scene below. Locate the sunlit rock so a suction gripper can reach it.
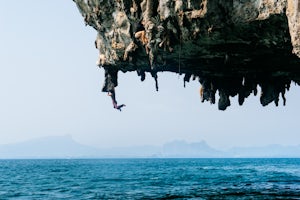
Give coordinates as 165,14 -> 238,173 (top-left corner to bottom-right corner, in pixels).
74,0 -> 300,110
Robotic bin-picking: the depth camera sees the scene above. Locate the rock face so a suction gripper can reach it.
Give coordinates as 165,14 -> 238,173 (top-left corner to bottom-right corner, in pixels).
73,0 -> 300,110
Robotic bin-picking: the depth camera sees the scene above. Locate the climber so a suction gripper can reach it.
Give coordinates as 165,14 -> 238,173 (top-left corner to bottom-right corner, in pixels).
107,89 -> 126,111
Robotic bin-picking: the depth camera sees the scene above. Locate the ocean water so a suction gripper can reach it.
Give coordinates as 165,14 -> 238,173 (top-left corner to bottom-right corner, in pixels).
0,159 -> 299,199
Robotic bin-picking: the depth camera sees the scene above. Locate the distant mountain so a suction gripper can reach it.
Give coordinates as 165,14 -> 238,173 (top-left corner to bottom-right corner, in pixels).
162,140 -> 223,158
0,136 -> 299,158
0,135 -> 100,158
99,145 -> 161,158
0,135 -> 162,158
227,144 -> 300,158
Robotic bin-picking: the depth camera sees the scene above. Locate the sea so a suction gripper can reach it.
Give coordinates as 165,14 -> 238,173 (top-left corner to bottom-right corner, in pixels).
0,158 -> 299,199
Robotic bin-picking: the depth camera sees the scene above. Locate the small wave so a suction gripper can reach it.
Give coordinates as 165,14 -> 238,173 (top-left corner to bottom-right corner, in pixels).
0,158 -> 299,199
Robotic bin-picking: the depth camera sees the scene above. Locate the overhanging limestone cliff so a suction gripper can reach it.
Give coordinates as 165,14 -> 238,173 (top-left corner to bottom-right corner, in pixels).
73,0 -> 300,110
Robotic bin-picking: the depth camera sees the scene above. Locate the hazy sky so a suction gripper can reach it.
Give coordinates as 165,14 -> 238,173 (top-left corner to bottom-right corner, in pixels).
0,1 -> 300,150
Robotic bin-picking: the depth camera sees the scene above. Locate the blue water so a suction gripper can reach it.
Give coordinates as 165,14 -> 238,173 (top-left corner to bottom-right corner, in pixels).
0,159 -> 299,199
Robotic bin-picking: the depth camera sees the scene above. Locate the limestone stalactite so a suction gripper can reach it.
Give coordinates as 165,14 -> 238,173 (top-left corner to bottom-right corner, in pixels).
73,0 -> 300,110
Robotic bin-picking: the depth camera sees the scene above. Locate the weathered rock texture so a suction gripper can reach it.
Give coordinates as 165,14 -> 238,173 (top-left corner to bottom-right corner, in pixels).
74,0 -> 300,110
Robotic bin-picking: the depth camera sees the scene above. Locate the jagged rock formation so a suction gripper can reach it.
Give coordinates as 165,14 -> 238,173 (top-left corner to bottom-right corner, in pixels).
73,0 -> 300,110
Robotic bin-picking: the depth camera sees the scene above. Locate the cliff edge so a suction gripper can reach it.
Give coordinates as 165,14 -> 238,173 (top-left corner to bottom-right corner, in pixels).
73,0 -> 300,110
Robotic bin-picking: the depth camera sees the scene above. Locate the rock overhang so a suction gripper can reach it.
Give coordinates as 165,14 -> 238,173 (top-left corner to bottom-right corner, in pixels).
73,0 -> 300,110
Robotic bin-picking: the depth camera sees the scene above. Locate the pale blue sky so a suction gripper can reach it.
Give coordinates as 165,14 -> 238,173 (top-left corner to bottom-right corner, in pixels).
0,1 -> 299,150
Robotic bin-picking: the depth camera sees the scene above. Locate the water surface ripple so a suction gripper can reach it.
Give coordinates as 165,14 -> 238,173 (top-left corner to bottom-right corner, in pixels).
0,158 -> 299,199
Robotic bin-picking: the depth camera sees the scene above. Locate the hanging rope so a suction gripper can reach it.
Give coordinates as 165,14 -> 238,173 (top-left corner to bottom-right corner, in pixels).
178,35 -> 182,79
